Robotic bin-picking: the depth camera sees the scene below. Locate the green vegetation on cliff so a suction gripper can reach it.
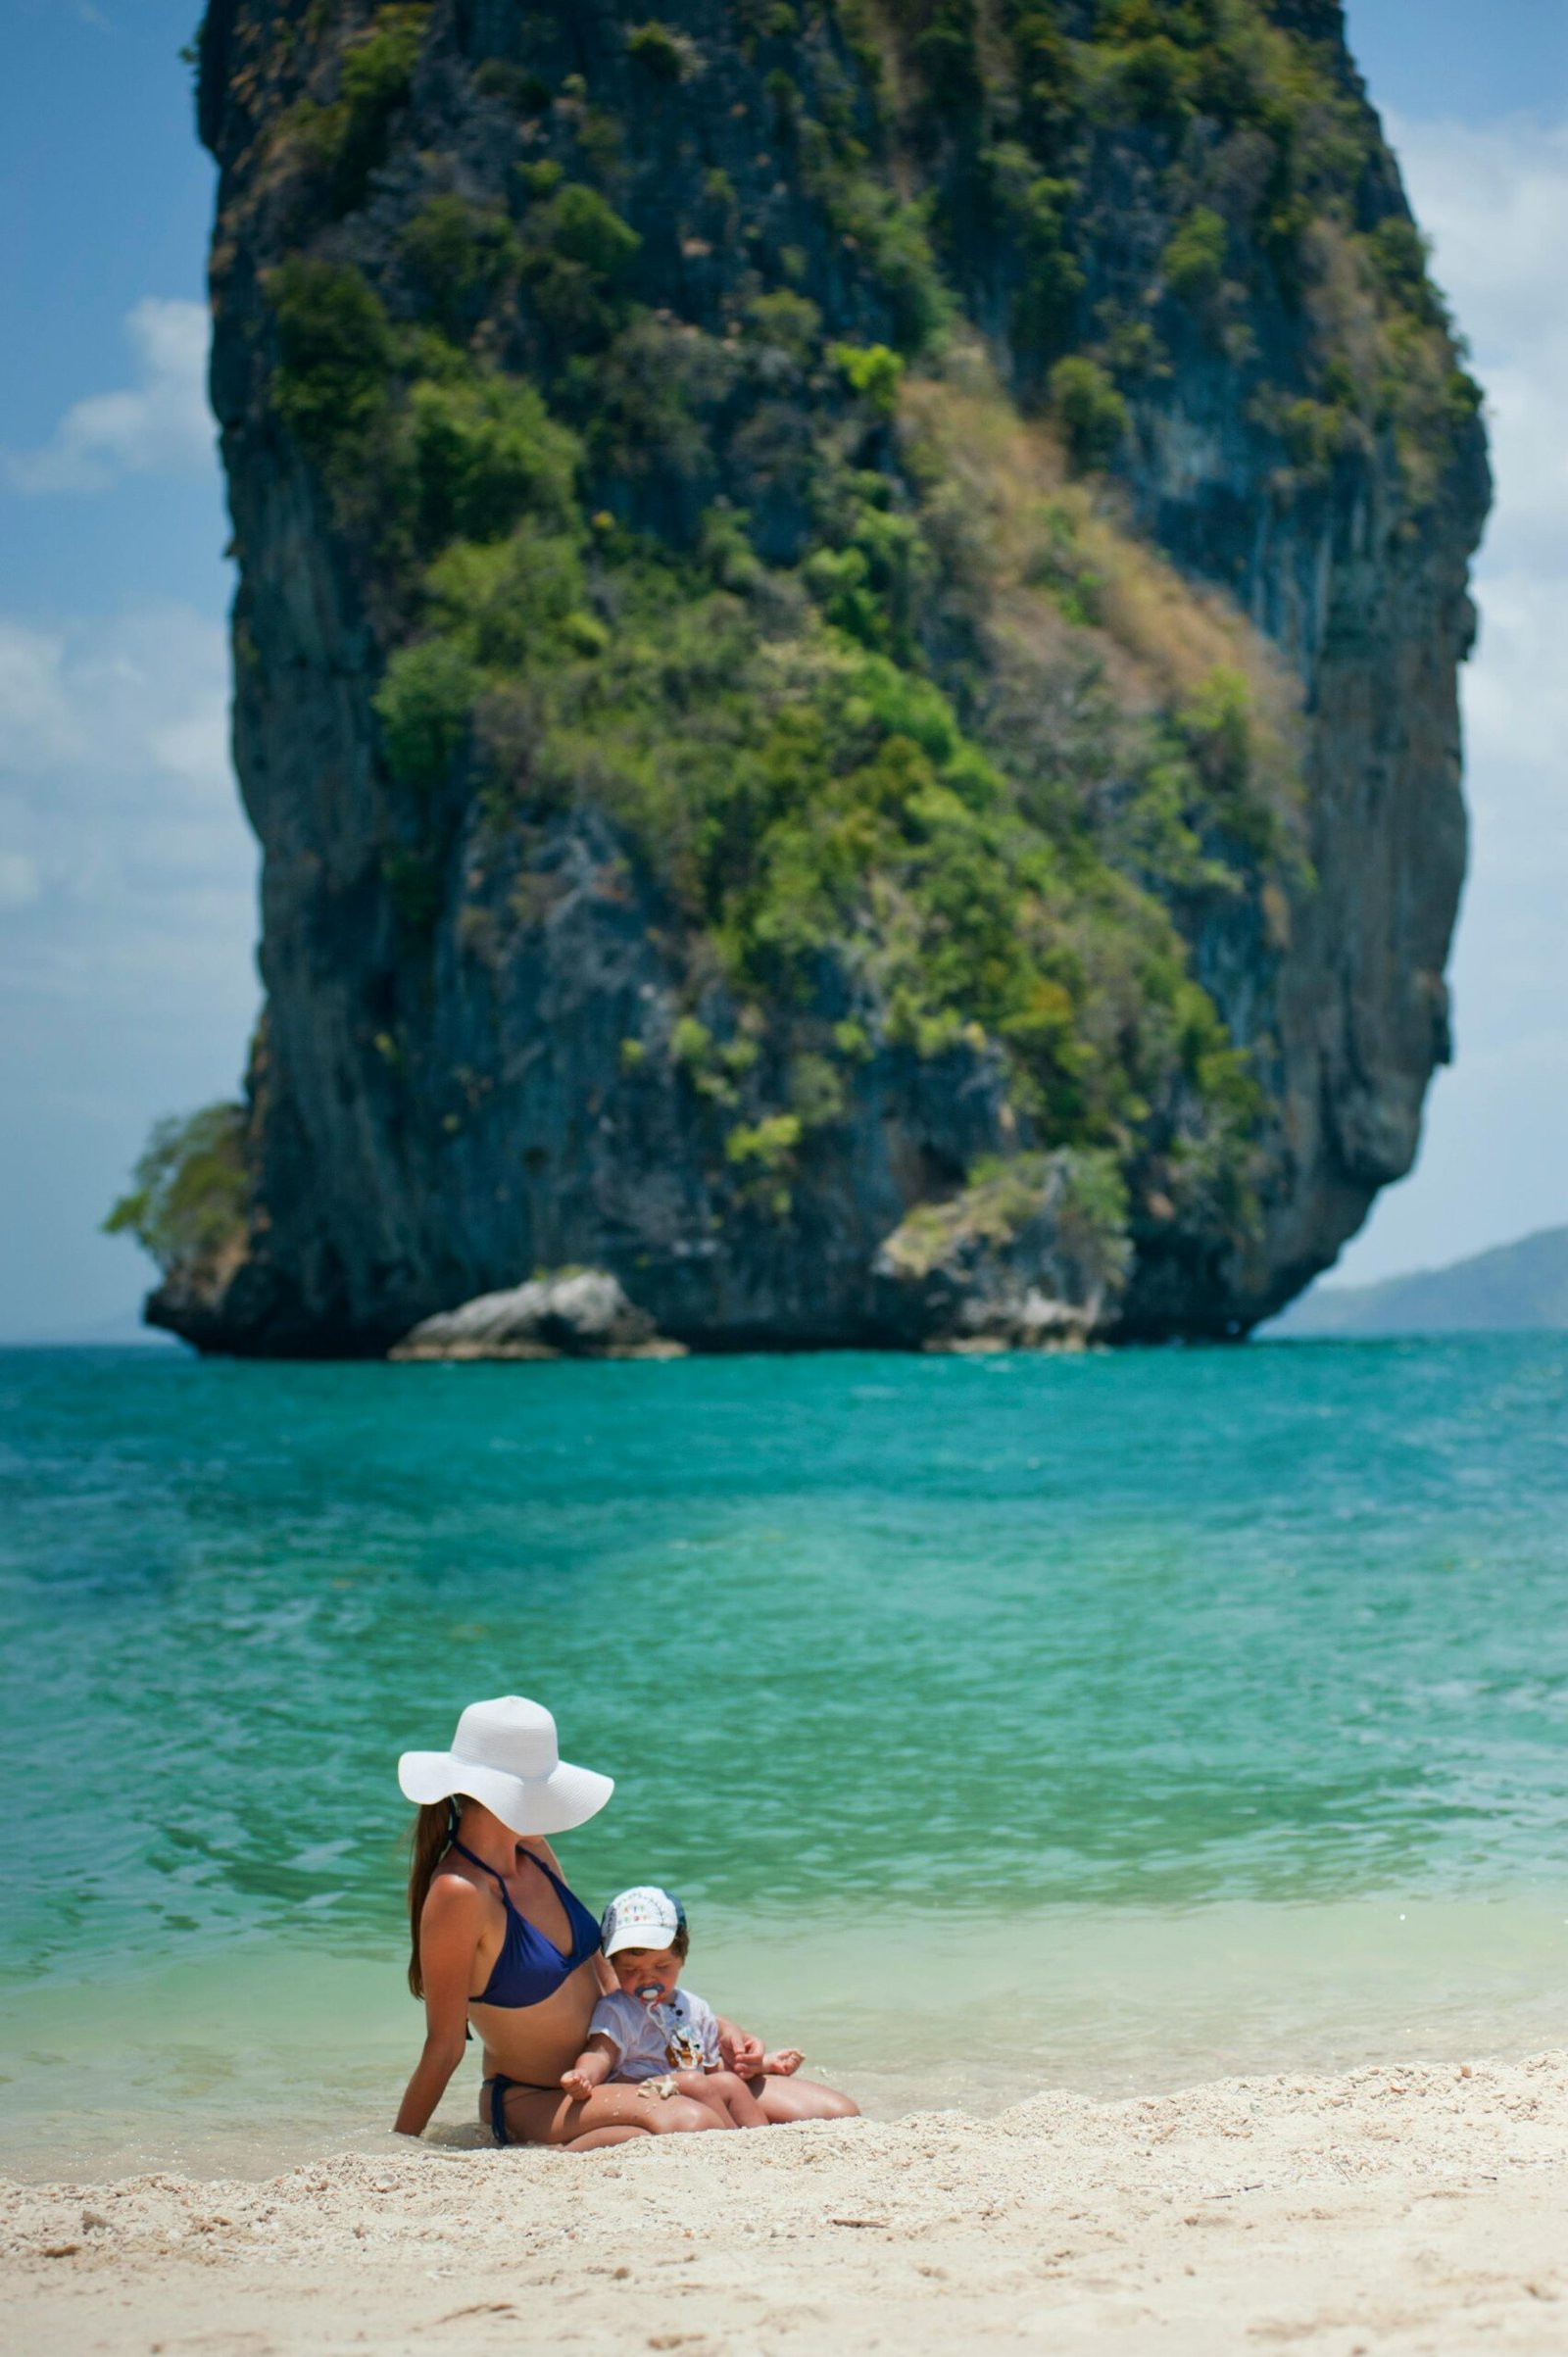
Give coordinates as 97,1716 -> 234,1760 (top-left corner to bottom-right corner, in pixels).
104,1105 -> 249,1280
284,263 -> 1280,1225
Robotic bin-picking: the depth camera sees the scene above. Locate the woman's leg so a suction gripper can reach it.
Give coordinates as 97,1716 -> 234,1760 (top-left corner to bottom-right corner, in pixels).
491,2079 -> 730,2146
750,2075 -> 860,2124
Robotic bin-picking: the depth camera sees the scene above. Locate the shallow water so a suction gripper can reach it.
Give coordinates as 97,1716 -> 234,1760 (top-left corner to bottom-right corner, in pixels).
2,1338 -> 1565,2179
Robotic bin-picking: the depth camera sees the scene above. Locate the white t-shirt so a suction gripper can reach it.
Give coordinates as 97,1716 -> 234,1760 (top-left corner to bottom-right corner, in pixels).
588,1988 -> 722,2080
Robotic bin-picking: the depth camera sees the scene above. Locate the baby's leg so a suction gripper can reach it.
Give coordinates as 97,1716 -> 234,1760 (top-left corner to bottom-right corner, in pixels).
670,2069 -> 770,2127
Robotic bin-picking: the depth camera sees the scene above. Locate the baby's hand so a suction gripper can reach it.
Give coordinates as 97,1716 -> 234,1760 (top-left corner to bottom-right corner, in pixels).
560,2067 -> 597,2103
762,2047 -> 804,2077
720,2028 -> 765,2076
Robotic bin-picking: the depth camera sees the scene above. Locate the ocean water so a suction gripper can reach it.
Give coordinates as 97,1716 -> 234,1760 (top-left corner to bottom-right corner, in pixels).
1,1336 -> 1565,2181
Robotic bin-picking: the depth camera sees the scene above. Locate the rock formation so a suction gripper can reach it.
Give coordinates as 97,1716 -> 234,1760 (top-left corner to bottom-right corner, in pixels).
390,1268 -> 685,1356
151,0 -> 1488,1353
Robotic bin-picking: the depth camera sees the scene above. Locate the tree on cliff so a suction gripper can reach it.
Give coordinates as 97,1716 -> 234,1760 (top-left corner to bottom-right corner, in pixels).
105,1104 -> 248,1282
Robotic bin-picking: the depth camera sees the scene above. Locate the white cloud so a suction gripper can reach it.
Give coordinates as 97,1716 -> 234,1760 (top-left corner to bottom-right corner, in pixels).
0,851 -> 41,909
0,603 -> 255,1013
148,697 -> 232,794
0,620 -> 81,761
1391,114 -> 1568,573
0,599 -> 256,1342
0,607 -> 228,794
1328,112 -> 1568,1284
4,298 -> 215,495
1463,566 -> 1568,776
1392,117 -> 1568,350
1390,110 -> 1568,1026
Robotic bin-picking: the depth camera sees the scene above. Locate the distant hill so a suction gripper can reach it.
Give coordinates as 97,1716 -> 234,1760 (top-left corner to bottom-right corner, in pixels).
1270,1227 -> 1568,1337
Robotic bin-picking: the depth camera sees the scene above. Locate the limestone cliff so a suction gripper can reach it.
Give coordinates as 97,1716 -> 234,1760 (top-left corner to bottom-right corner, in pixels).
159,0 -> 1488,1352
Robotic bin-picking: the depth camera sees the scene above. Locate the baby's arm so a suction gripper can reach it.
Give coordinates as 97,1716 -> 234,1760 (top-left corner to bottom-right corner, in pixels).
560,2033 -> 619,2103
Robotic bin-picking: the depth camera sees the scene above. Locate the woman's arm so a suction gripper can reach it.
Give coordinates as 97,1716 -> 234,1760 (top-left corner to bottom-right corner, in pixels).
715,2014 -> 765,2076
393,1876 -> 483,2137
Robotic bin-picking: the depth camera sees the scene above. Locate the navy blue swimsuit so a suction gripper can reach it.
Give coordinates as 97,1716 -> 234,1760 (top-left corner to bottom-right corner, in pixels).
445,1837 -> 602,2145
448,1837 -> 601,2007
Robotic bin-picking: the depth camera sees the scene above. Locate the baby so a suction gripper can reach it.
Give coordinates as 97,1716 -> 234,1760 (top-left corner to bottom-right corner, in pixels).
561,1885 -> 804,2129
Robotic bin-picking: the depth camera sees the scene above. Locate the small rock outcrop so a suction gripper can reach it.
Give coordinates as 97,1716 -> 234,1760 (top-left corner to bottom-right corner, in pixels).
148,0 -> 1488,1356
389,1269 -> 683,1359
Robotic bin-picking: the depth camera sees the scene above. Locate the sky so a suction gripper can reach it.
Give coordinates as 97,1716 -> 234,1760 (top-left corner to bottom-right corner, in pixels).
0,3 -> 1565,1340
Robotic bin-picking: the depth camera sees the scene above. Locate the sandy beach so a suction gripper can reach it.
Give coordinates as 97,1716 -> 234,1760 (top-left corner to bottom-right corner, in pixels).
7,2052 -> 1567,2355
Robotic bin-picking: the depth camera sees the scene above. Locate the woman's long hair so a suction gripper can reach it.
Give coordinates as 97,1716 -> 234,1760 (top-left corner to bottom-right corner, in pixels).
407,1799 -> 456,1997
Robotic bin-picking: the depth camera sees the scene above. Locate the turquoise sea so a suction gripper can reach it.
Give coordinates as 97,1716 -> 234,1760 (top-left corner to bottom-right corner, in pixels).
2,1337 -> 1565,2181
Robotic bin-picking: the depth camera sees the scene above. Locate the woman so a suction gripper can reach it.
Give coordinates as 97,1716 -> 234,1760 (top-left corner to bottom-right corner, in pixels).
393,1694 -> 724,2149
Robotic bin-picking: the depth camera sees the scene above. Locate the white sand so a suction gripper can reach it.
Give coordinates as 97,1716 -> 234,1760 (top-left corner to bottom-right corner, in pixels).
6,2053 -> 1568,2354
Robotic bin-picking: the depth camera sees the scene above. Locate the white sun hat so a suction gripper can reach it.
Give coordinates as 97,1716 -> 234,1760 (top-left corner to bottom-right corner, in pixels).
397,1696 -> 613,1837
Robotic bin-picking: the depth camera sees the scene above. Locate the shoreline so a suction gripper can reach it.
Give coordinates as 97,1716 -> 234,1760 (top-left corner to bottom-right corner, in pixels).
8,1891 -> 1568,2190
8,2051 -> 1567,2353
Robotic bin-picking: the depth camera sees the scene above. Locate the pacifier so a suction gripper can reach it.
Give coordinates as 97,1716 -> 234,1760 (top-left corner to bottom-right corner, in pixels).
635,1982 -> 663,2005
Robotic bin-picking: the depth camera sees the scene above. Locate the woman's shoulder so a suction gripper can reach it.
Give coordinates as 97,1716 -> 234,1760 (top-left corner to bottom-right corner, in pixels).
422,1861 -> 492,1920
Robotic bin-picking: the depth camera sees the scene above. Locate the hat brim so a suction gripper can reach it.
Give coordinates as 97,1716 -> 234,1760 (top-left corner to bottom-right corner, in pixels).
398,1748 -> 613,1837
603,1919 -> 682,1957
